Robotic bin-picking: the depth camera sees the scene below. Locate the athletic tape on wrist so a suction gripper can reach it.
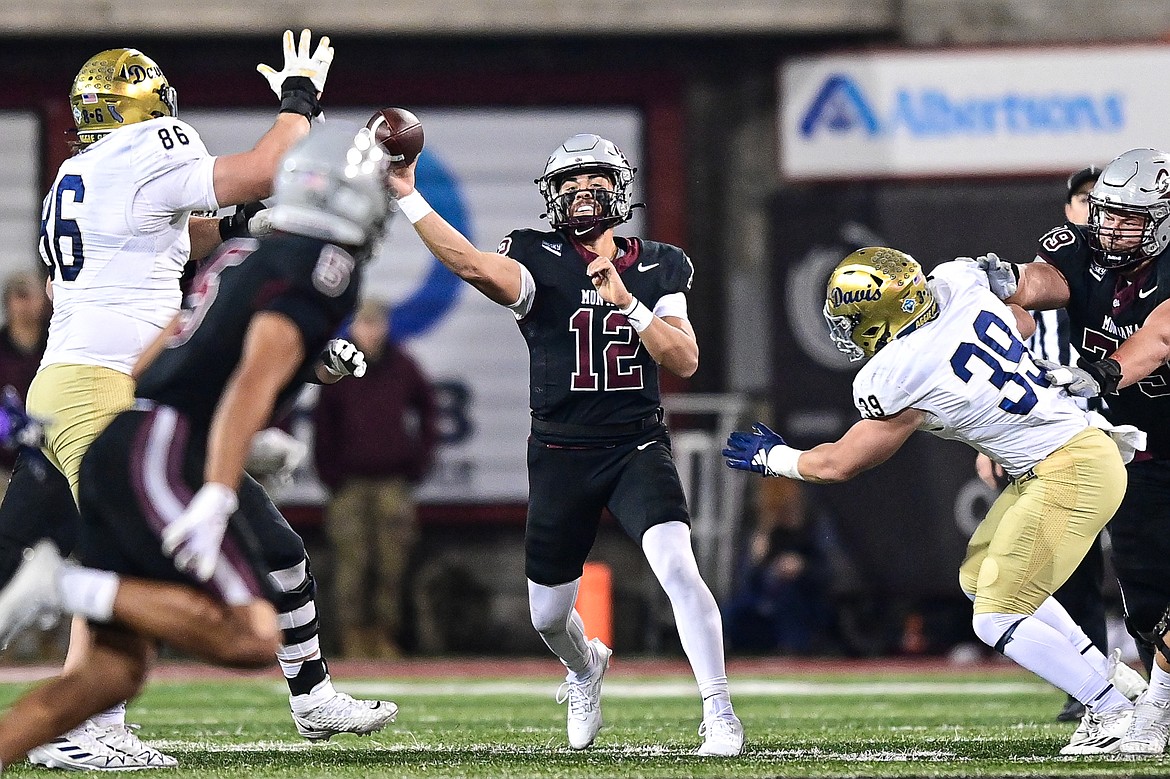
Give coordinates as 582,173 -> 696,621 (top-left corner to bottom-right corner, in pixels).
398,191 -> 434,224
619,297 -> 653,332
767,445 -> 805,480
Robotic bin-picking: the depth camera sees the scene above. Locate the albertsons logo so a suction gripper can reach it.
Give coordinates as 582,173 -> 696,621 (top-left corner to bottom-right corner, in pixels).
799,74 -> 1125,139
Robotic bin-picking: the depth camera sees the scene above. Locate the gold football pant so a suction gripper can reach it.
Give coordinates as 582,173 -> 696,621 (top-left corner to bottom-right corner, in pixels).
958,427 -> 1126,615
27,364 -> 136,500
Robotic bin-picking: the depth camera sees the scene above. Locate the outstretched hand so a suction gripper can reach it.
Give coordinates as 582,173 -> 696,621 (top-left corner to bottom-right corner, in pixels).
722,423 -> 787,476
257,29 -> 334,98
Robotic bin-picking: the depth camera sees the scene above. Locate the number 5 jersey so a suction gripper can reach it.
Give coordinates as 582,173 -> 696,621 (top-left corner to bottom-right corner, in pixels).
853,260 -> 1089,478
37,118 -> 219,375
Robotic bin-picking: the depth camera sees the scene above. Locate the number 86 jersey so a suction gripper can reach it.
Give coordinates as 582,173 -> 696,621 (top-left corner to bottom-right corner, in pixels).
853,260 -> 1089,478
37,118 -> 219,375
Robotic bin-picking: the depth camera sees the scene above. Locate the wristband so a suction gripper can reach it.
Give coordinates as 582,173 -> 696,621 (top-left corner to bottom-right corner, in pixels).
398,191 -> 434,224
1085,357 -> 1123,396
618,297 -> 653,333
765,445 -> 805,480
278,75 -> 321,119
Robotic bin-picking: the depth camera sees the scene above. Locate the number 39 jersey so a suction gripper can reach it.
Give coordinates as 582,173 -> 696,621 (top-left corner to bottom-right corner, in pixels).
37,118 -> 219,375
854,261 -> 1089,477
499,229 -> 693,440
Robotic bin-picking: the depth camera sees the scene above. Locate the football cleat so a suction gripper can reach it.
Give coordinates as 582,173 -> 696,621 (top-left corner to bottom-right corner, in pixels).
90,723 -> 177,768
1119,693 -> 1170,755
1056,696 -> 1086,723
1060,706 -> 1133,755
291,691 -> 398,741
0,540 -> 63,650
556,637 -> 611,750
1107,648 -> 1149,701
27,723 -> 144,771
696,709 -> 745,757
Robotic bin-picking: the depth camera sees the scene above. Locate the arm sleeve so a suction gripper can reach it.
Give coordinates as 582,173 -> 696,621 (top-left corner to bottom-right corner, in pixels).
653,292 -> 688,320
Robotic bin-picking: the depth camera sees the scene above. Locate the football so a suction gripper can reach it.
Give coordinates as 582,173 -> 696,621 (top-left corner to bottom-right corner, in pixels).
366,107 -> 424,168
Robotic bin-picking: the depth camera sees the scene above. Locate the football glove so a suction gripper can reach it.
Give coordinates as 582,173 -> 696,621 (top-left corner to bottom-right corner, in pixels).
966,252 -> 1020,300
161,482 -> 237,582
1036,357 -> 1122,398
218,202 -> 268,242
0,386 -> 44,450
257,29 -> 334,97
245,428 -> 308,481
723,423 -> 788,476
321,338 -> 367,378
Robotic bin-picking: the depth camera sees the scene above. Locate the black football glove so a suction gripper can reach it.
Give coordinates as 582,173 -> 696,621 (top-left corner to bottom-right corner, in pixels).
218,202 -> 268,242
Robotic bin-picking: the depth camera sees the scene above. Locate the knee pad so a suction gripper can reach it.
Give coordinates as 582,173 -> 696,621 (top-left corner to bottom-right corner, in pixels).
972,612 -> 1027,654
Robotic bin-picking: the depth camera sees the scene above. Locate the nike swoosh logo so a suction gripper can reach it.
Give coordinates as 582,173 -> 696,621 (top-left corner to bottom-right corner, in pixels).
637,263 -> 659,272
636,441 -> 654,450
1139,286 -> 1158,298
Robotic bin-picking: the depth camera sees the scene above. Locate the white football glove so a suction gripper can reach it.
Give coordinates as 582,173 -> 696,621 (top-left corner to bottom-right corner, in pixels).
246,428 -> 309,481
1034,357 -> 1102,398
161,482 -> 238,582
322,338 -> 367,378
965,252 -> 1020,300
256,29 -> 334,99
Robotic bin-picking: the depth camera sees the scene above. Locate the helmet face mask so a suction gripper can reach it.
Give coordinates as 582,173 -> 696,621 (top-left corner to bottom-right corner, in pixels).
266,124 -> 394,257
536,134 -> 636,234
69,49 -> 177,148
823,247 -> 938,361
1087,148 -> 1170,270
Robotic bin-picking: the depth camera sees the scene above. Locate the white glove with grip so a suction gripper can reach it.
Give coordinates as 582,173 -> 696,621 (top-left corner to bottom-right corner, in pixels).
256,29 -> 334,98
246,428 -> 308,480
1034,357 -> 1102,398
969,252 -> 1020,300
322,339 -> 366,378
161,482 -> 238,582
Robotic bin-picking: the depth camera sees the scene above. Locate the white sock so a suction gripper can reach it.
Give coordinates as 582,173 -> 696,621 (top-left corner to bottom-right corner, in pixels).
89,702 -> 126,729
1145,663 -> 1170,706
1031,596 -> 1108,676
698,676 -> 732,719
56,565 -> 119,622
642,522 -> 732,713
528,579 -> 593,678
972,611 -> 1130,714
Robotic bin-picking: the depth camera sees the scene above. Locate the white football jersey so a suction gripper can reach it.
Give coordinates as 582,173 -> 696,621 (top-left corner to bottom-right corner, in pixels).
38,118 -> 219,374
853,260 -> 1088,477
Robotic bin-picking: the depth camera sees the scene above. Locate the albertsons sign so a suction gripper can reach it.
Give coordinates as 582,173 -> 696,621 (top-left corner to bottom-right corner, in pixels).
780,46 -> 1170,180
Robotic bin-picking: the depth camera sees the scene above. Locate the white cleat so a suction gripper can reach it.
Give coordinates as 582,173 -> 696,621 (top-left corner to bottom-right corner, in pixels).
1107,648 -> 1149,702
0,540 -> 63,650
91,723 -> 177,768
291,691 -> 398,741
556,637 -> 611,750
697,709 -> 745,757
28,723 -> 145,772
1119,693 -> 1170,755
1060,706 -> 1134,755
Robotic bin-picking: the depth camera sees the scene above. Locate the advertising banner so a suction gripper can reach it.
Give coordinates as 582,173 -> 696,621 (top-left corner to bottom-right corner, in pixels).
780,45 -> 1170,179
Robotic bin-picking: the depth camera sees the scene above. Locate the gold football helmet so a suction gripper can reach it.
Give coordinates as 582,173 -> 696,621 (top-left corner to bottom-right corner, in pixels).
823,247 -> 938,361
69,48 -> 177,148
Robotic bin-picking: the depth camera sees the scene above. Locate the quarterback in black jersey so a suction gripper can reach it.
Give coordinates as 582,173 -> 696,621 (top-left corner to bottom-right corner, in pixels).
0,125 -> 398,766
387,133 -> 743,756
978,148 -> 1170,754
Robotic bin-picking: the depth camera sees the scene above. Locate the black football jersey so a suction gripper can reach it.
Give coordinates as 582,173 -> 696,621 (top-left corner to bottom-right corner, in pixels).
136,234 -> 360,430
1038,221 -> 1170,457
499,229 -> 694,439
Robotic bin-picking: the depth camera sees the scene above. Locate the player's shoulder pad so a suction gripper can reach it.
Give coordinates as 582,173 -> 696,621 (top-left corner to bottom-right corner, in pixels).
130,117 -> 210,178
1036,221 -> 1091,265
637,239 -> 694,293
498,228 -> 564,267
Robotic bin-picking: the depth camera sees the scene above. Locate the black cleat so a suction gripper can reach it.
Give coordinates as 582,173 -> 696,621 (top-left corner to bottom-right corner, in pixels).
1057,695 -> 1086,722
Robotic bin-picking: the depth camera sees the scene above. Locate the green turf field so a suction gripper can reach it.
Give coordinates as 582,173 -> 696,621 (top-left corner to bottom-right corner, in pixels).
0,664 -> 1166,777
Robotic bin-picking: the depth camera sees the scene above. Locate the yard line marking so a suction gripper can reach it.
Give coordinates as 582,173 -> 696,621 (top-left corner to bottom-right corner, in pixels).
324,679 -> 1049,698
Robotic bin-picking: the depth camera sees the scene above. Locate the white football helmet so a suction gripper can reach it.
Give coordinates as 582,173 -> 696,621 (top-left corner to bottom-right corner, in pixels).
1088,147 -> 1170,269
536,134 -> 637,233
266,123 -> 393,254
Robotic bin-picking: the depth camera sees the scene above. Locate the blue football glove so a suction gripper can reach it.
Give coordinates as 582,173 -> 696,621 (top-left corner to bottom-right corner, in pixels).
0,386 -> 44,450
722,422 -> 787,475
